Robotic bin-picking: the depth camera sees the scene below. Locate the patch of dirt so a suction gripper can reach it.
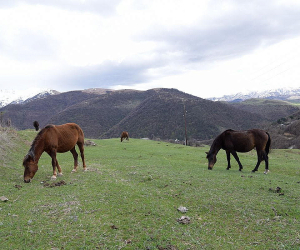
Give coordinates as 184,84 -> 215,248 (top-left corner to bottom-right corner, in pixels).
269,186 -> 284,195
125,239 -> 132,244
14,185 -> 22,190
43,180 -> 67,188
110,224 -> 118,230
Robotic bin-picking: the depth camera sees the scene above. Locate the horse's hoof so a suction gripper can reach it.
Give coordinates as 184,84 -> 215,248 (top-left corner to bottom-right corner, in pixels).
264,170 -> 270,174
51,176 -> 57,180
83,168 -> 87,172
71,169 -> 77,173
57,173 -> 63,176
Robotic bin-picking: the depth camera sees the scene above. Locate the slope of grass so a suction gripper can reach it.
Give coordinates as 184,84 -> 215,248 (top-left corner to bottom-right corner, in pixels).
0,129 -> 299,249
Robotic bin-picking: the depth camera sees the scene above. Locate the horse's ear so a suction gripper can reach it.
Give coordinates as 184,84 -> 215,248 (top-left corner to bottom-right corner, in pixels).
205,152 -> 208,155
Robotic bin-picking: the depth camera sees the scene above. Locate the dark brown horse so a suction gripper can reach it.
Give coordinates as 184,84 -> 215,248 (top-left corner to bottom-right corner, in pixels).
33,121 -> 39,131
23,123 -> 86,183
206,129 -> 271,174
121,131 -> 129,142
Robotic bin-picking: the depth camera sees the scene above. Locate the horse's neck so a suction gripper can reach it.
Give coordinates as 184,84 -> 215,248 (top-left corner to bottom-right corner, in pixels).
210,136 -> 222,154
30,138 -> 45,163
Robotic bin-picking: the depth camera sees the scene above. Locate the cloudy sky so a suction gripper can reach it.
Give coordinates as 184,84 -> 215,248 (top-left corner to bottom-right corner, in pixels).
0,0 -> 300,98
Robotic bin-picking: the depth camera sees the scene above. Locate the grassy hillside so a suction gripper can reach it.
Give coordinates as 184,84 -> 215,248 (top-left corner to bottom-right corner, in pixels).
0,129 -> 299,249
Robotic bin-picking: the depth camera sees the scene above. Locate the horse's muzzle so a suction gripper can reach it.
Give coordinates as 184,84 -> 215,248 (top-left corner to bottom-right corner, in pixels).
24,179 -> 31,183
208,167 -> 213,170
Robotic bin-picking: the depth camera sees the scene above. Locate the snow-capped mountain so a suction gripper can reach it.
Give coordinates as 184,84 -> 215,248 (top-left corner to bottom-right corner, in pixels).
0,89 -> 59,107
209,87 -> 300,102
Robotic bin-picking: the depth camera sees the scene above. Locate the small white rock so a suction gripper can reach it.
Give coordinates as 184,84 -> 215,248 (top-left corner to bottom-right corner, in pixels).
0,196 -> 8,202
177,206 -> 188,213
177,216 -> 191,224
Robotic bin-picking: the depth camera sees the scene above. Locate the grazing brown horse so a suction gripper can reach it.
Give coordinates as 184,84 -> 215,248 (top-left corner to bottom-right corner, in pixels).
121,131 -> 129,142
206,129 -> 271,174
23,123 -> 86,183
33,121 -> 39,131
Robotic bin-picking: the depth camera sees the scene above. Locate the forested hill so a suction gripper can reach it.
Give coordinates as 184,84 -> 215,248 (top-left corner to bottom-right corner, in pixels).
0,88 -> 269,141
100,89 -> 265,140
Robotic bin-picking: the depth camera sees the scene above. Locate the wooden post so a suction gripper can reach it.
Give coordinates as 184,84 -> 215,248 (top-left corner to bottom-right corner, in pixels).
183,103 -> 187,146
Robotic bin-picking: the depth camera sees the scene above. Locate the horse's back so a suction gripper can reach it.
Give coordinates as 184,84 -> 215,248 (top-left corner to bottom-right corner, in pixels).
121,131 -> 129,138
248,129 -> 269,149
121,131 -> 128,136
47,123 -> 84,152
222,129 -> 268,152
224,129 -> 267,140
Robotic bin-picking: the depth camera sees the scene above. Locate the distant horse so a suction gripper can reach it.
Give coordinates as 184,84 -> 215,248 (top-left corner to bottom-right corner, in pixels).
23,123 -> 86,183
33,121 -> 39,131
206,129 -> 271,174
121,131 -> 129,142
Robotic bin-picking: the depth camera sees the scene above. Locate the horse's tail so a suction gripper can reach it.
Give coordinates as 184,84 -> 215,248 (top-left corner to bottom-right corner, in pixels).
265,132 -> 271,155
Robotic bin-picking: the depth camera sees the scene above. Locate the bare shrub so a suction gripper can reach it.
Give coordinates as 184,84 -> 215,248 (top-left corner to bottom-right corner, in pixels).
0,127 -> 16,165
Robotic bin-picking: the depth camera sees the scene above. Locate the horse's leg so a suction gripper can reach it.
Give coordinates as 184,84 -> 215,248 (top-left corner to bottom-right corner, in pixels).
263,152 -> 269,174
252,151 -> 262,172
56,159 -> 63,177
231,151 -> 243,171
252,160 -> 262,173
226,150 -> 231,170
70,147 -> 79,173
48,151 -> 59,180
77,142 -> 87,171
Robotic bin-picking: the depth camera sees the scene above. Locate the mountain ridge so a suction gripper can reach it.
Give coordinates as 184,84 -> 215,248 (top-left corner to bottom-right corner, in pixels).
0,89 -> 59,107
0,88 -> 266,141
2,86 -> 300,107
1,87 -> 300,148
209,87 -> 300,102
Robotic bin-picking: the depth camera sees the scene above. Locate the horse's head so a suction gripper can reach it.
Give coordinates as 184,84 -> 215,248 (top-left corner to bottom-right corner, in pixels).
23,153 -> 38,183
206,152 -> 217,170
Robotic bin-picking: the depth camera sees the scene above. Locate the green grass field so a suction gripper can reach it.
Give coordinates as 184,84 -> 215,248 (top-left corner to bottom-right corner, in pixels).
0,129 -> 300,249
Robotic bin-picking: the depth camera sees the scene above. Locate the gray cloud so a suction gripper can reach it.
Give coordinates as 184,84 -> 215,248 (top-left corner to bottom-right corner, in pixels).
1,0 -> 300,96
54,60 -> 157,91
52,47 -> 189,91
52,0 -> 300,91
136,1 -> 300,64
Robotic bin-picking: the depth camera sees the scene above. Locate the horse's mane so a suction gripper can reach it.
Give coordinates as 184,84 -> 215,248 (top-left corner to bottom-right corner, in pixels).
207,134 -> 223,157
26,125 -> 54,160
224,129 -> 234,133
